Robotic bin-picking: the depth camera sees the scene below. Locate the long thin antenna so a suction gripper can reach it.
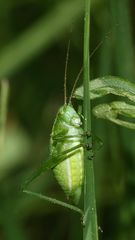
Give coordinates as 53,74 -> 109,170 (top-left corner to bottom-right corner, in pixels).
68,26 -> 120,103
68,40 -> 103,104
68,67 -> 83,104
89,40 -> 103,60
64,40 -> 70,104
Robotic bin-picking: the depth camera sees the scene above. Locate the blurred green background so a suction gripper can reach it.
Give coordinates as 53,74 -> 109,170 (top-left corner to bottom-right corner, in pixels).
0,0 -> 135,239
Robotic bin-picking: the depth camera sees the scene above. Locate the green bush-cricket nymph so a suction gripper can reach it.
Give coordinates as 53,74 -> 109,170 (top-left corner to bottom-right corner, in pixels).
51,104 -> 84,205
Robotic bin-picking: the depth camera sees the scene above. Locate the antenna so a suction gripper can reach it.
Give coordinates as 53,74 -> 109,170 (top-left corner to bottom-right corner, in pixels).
68,67 -> 83,104
64,40 -> 70,104
68,26 -> 119,103
68,40 -> 103,104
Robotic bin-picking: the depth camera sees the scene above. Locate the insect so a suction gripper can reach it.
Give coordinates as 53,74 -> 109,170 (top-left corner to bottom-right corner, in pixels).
22,41 -> 86,207
50,42 -> 85,204
51,103 -> 84,205
22,41 -> 101,209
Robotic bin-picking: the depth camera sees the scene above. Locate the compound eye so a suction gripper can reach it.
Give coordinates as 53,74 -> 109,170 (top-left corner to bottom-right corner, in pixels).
59,108 -> 65,116
60,110 -> 64,115
71,116 -> 81,126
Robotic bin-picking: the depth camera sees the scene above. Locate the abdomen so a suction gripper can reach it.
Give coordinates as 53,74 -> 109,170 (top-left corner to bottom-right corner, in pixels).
53,140 -> 84,205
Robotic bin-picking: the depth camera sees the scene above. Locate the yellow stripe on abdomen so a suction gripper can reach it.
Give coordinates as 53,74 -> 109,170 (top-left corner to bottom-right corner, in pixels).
53,146 -> 84,202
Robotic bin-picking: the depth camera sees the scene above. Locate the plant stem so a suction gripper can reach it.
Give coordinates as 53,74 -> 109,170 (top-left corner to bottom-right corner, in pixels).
83,0 -> 98,239
0,80 -> 9,150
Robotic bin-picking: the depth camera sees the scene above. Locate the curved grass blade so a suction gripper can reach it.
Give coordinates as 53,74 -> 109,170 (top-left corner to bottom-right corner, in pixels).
93,101 -> 135,129
74,76 -> 135,129
74,76 -> 135,102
